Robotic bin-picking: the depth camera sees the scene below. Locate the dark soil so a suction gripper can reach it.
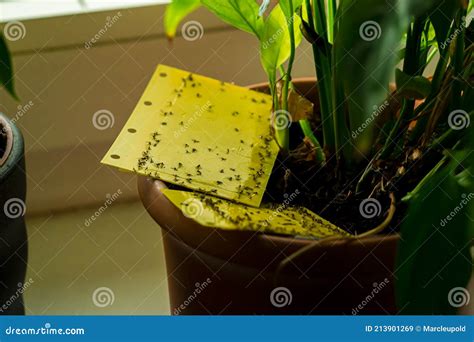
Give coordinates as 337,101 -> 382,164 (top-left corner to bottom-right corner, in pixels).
263,115 -> 440,235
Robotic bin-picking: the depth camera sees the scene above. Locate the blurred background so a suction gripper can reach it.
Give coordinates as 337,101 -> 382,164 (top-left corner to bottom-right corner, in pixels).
0,0 -> 317,314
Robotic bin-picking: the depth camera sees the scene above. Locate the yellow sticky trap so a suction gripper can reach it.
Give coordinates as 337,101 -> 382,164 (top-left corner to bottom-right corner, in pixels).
163,189 -> 352,239
102,65 -> 279,207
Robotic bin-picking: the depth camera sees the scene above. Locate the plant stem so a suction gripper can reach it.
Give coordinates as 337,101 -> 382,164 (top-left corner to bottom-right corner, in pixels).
409,22 -> 455,143
379,99 -> 414,159
402,155 -> 448,202
425,45 -> 438,65
379,17 -> 424,159
332,73 -> 350,163
305,0 -> 335,152
451,9 -> 466,110
429,111 -> 474,149
270,74 -> 285,147
283,65 -> 325,160
282,0 -> 296,105
277,0 -> 296,151
355,154 -> 378,194
330,10 -> 351,165
299,120 -> 326,163
327,0 -> 336,43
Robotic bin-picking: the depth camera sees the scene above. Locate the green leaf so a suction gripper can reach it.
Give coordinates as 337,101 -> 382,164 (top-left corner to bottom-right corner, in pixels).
279,0 -> 303,19
164,0 -> 201,39
396,162 -> 473,314
395,68 -> 432,99
260,4 -> 302,81
429,0 -> 464,48
407,0 -> 464,47
201,0 -> 264,39
0,34 -> 17,100
334,0 -> 408,159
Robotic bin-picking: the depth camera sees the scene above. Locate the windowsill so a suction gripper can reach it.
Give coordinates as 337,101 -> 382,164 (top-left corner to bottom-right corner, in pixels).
0,0 -> 168,22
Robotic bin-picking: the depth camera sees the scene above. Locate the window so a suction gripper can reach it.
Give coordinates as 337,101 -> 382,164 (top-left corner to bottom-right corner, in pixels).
0,0 -> 168,22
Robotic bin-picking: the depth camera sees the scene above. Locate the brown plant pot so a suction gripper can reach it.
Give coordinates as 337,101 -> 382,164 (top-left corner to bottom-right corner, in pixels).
0,113 -> 27,315
138,79 -> 400,315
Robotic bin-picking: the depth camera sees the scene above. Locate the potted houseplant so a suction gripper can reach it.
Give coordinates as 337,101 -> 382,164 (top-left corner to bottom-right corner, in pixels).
0,33 -> 28,315
131,0 -> 473,314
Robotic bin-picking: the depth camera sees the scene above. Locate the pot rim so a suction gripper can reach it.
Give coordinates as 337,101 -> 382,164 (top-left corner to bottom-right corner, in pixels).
0,115 -> 14,168
138,176 -> 398,241
138,176 -> 399,270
